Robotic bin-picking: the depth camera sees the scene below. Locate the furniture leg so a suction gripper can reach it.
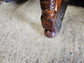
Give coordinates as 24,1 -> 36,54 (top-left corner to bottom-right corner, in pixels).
40,0 -> 62,38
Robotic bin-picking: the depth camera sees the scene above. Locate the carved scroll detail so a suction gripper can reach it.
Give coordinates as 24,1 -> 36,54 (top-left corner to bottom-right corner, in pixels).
40,0 -> 57,31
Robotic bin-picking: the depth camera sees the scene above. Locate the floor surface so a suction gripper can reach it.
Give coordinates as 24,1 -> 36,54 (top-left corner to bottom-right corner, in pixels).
0,0 -> 84,63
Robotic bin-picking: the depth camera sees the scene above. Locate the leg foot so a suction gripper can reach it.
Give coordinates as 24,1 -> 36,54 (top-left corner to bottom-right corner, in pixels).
44,28 -> 56,38
40,0 -> 67,38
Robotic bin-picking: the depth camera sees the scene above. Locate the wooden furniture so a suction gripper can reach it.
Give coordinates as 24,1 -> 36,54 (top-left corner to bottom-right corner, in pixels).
40,0 -> 84,38
40,0 -> 67,38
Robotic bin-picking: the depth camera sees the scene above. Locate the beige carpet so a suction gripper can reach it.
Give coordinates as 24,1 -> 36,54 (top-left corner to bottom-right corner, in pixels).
0,0 -> 84,63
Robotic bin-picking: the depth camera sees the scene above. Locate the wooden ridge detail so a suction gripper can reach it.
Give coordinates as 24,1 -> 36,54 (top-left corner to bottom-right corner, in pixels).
40,0 -> 56,31
40,0 -> 62,38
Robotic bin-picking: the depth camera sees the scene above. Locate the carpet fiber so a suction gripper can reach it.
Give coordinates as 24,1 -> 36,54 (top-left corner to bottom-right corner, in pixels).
0,0 -> 84,63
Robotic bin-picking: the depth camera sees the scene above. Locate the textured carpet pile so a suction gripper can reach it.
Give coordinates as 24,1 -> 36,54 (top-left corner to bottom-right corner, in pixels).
0,0 -> 84,63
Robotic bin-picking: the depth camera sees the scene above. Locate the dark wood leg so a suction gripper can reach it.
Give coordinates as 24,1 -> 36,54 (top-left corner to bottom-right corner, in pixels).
40,0 -> 62,38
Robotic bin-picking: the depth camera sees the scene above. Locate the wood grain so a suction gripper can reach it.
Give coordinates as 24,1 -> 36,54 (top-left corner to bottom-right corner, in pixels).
40,0 -> 62,37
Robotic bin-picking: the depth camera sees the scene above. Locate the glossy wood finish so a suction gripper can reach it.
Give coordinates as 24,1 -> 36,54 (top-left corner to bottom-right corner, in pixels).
40,0 -> 62,38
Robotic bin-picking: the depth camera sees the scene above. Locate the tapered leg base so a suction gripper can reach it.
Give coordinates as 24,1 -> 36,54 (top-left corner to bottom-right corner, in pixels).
44,29 -> 56,38
44,2 -> 67,38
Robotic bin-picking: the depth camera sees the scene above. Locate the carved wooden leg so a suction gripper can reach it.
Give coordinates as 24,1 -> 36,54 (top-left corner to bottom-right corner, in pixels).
40,0 -> 62,38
